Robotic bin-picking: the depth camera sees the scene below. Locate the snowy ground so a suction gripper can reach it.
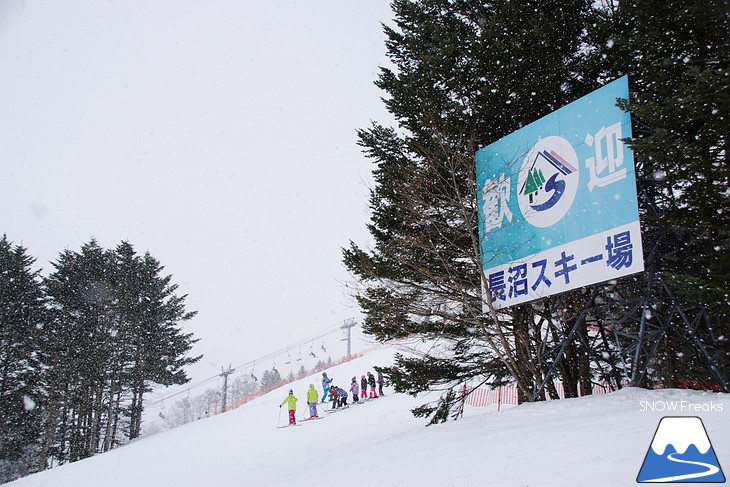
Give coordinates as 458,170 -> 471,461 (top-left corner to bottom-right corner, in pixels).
8,345 -> 729,487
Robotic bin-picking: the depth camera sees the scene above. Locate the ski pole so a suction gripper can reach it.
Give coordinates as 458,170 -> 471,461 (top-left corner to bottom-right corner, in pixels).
277,406 -> 282,427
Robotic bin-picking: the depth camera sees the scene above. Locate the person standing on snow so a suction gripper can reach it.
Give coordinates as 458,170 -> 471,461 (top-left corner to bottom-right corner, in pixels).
306,384 -> 320,418
328,385 -> 340,409
377,370 -> 385,396
350,377 -> 360,403
334,385 -> 348,408
360,375 -> 368,399
321,372 -> 333,402
279,389 -> 298,425
367,372 -> 377,398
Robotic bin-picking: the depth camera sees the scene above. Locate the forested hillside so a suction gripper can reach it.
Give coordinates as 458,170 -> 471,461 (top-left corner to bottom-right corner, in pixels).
0,237 -> 198,483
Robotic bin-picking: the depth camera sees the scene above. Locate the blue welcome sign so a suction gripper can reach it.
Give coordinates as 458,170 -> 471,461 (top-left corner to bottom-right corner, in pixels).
476,76 -> 644,310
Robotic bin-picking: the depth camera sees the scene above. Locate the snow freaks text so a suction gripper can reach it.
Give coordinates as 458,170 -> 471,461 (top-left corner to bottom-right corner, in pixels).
639,401 -> 724,413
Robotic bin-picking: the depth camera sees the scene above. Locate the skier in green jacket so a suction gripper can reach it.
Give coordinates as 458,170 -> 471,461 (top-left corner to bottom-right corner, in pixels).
306,384 -> 319,418
279,390 -> 298,425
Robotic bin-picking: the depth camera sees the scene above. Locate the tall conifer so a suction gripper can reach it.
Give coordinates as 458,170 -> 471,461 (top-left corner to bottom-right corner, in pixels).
0,236 -> 45,481
345,0 -> 597,420
346,0 -> 729,421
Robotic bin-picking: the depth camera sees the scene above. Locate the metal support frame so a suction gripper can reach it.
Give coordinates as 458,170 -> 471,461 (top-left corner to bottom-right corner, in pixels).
532,259 -> 728,401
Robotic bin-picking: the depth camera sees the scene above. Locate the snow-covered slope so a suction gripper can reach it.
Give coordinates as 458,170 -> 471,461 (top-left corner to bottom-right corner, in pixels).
8,345 -> 729,487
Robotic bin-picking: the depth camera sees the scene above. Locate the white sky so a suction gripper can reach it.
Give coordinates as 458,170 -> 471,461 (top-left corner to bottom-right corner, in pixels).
0,1 -> 395,385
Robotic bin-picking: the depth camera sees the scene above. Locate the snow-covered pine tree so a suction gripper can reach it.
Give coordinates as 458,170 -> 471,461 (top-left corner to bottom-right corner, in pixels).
346,0 -> 729,422
343,0 -> 599,422
38,240 -> 199,467
596,0 -> 730,385
40,240 -> 115,464
260,368 -> 282,390
110,242 -> 199,440
0,236 -> 45,483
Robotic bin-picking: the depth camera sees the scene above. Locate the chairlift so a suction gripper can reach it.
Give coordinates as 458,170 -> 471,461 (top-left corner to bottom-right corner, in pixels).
251,361 -> 258,381
320,338 -> 327,353
296,346 -> 303,361
285,349 -> 292,365
309,341 -> 316,358
182,388 -> 191,408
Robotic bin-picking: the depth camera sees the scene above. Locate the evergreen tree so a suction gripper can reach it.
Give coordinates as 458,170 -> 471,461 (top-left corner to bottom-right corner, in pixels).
110,242 -> 200,440
595,0 -> 729,384
260,368 -> 282,390
38,239 -> 200,467
0,236 -> 45,482
345,0 -> 729,421
344,0 -> 598,421
40,240 -> 117,464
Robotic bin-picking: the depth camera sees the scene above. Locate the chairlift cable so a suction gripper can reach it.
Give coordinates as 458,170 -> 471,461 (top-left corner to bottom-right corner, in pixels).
148,321 -> 353,406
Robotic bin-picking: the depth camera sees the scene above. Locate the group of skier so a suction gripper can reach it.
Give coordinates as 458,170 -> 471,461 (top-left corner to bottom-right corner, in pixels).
279,370 -> 385,426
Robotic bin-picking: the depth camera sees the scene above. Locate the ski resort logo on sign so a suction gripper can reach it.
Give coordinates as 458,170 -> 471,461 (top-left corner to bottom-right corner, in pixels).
637,416 -> 726,483
517,136 -> 579,228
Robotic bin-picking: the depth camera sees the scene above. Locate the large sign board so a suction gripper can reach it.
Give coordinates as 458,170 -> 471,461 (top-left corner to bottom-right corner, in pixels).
476,76 -> 643,310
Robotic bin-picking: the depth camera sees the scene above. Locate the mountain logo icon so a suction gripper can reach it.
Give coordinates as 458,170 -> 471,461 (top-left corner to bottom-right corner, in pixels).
637,416 -> 726,483
516,136 -> 580,229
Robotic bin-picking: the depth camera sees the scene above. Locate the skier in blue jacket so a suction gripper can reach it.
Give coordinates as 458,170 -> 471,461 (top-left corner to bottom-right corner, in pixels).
321,372 -> 333,402
333,386 -> 348,408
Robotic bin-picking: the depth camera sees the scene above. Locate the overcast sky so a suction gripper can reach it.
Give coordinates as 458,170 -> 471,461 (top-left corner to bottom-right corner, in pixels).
0,1 -> 396,386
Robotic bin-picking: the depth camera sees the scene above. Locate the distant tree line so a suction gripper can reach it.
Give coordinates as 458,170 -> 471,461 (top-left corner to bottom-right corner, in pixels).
0,236 -> 199,483
344,0 -> 729,422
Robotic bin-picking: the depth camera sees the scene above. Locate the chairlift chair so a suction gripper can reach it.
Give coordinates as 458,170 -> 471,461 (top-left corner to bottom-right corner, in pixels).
182,388 -> 191,408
